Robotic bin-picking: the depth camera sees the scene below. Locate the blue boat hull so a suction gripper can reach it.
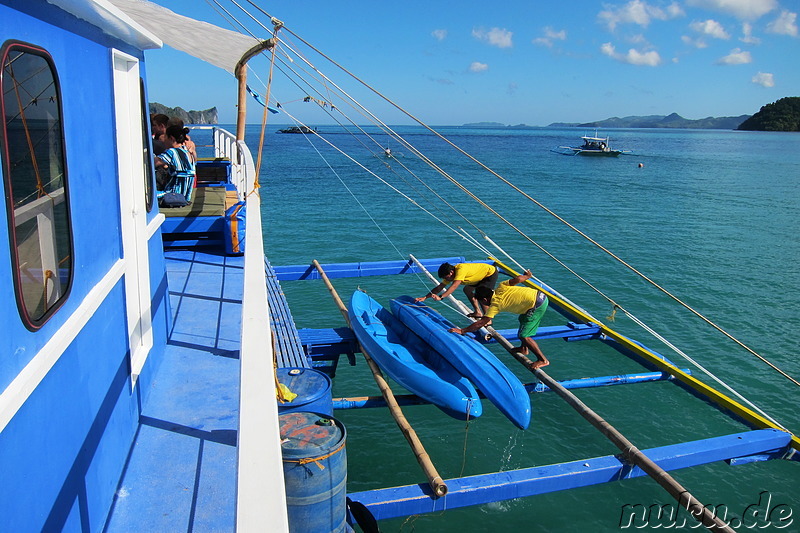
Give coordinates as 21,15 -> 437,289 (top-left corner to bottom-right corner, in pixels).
348,291 -> 482,420
390,296 -> 531,429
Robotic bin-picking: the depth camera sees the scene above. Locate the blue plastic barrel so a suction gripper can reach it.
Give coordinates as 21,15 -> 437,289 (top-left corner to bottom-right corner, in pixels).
280,411 -> 347,533
277,367 -> 333,416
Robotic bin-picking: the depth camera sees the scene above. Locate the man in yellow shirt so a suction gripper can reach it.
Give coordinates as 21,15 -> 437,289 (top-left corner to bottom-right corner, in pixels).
449,269 -> 550,369
416,262 -> 498,318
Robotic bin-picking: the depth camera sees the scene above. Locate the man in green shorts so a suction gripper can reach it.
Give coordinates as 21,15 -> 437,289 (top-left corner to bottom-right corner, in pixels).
416,262 -> 498,318
449,269 -> 550,369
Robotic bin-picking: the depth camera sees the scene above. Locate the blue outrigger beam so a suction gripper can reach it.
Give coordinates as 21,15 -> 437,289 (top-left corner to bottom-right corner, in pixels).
348,429 -> 792,520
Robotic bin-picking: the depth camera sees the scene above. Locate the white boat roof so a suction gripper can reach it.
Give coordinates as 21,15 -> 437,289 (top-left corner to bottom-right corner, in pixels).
46,0 -> 161,49
107,0 -> 262,73
49,0 -> 265,73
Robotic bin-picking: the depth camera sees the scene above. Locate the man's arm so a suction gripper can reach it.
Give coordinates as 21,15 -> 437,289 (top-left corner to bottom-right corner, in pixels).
435,279 -> 462,300
449,316 -> 491,335
508,269 -> 532,287
415,281 -> 448,302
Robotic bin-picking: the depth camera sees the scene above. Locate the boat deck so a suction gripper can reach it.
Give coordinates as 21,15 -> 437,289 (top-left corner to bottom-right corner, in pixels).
105,249 -> 307,531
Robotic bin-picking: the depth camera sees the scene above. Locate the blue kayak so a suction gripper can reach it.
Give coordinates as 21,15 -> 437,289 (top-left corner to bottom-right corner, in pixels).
390,296 -> 531,429
348,291 -> 482,421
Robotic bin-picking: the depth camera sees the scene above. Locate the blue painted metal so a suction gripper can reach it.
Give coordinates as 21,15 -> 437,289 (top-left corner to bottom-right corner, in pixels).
348,429 -> 793,520
484,322 -> 601,343
105,250 -> 244,532
527,369 -> 690,393
333,394 -> 430,410
332,369 -> 690,410
281,412 -> 348,533
348,291 -> 482,420
277,367 -> 334,416
390,296 -> 530,429
273,257 -> 468,281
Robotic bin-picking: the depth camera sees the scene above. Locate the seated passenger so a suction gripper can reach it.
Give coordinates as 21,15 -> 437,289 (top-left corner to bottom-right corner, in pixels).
168,117 -> 197,163
150,113 -> 169,155
156,125 -> 196,204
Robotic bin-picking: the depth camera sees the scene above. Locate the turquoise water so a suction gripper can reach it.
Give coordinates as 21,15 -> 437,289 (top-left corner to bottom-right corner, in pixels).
251,125 -> 799,531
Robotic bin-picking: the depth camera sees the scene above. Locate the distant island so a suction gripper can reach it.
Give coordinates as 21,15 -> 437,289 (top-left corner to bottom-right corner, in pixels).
463,113 -> 749,130
738,97 -> 800,131
548,112 -> 750,130
149,103 -> 218,124
464,97 -> 800,131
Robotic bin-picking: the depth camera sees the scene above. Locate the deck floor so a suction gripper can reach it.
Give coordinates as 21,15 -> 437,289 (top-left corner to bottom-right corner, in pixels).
105,250 -> 246,532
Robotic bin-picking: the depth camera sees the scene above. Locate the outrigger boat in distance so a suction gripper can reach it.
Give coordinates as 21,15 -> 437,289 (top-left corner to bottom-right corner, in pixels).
554,133 -> 630,156
277,125 -> 317,134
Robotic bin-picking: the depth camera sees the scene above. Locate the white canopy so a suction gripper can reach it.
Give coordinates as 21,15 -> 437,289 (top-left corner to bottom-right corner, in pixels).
106,0 -> 262,73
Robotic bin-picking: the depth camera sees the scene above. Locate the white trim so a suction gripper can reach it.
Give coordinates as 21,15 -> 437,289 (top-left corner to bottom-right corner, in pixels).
112,49 -> 153,388
146,212 -> 165,240
0,260 -> 126,432
235,141 -> 289,532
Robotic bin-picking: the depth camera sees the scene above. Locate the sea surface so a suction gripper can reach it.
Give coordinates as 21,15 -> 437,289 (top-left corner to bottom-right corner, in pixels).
245,124 -> 799,531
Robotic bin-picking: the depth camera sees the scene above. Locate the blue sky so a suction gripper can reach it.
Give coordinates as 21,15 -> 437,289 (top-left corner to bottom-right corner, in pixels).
145,0 -> 799,126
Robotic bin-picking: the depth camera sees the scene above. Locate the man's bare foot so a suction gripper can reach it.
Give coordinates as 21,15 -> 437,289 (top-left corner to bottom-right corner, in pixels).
466,312 -> 483,318
511,346 -> 530,356
532,359 -> 550,370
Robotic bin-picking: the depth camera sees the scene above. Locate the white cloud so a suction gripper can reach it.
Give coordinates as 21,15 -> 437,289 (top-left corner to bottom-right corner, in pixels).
752,71 -> 775,87
432,29 -> 448,41
766,10 -> 798,36
716,47 -> 752,64
682,34 -> 709,48
690,19 -> 730,39
472,27 -> 513,48
469,61 -> 489,72
686,0 -> 777,20
601,42 -> 662,65
740,22 -> 761,44
533,27 -> 567,47
598,0 -> 684,31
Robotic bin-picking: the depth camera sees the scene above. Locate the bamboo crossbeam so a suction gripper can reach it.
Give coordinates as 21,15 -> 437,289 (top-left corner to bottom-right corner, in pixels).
311,260 -> 448,497
474,283 -> 734,531
491,258 -> 800,453
408,254 -> 491,339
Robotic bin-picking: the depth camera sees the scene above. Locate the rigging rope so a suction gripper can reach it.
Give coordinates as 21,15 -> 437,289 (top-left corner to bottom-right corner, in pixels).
226,3 -> 799,395
279,26 -> 798,388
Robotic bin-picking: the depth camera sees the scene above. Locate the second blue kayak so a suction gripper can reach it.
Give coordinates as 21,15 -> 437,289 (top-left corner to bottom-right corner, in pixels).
390,295 -> 531,429
349,291 -> 482,420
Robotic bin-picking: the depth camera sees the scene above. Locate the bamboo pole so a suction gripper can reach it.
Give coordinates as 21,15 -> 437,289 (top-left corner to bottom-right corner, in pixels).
491,258 -> 799,452
311,260 -> 448,497
234,39 -> 275,141
408,254 -> 491,339
476,286 -> 735,531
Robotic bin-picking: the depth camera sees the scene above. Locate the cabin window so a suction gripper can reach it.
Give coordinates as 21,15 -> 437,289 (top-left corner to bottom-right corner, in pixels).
140,78 -> 154,212
0,43 -> 73,328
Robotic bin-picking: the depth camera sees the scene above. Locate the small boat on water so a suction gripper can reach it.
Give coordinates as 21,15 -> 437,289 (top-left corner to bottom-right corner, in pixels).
390,296 -> 532,430
555,133 -> 629,156
348,291 -> 482,421
277,125 -> 317,134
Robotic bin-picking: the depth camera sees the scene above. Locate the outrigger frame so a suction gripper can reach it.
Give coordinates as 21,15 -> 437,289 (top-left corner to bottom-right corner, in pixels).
273,256 -> 798,526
